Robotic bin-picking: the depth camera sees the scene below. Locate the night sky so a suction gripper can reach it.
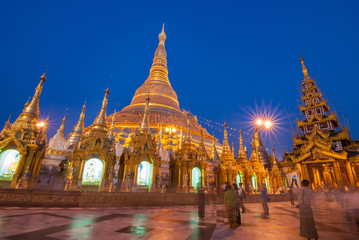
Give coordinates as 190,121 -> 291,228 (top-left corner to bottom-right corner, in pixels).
1,1 -> 358,158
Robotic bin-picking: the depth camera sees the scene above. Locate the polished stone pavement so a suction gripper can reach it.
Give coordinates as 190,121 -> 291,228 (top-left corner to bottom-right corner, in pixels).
0,200 -> 358,240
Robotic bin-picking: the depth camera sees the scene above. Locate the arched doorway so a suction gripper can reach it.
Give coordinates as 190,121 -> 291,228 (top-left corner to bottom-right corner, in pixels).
252,172 -> 257,192
192,167 -> 201,188
82,158 -> 104,191
0,149 -> 21,181
236,170 -> 243,187
265,177 -> 270,193
137,161 -> 153,186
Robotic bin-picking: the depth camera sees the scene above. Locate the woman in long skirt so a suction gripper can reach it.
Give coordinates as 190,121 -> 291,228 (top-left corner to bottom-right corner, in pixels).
224,184 -> 237,228
292,179 -> 318,240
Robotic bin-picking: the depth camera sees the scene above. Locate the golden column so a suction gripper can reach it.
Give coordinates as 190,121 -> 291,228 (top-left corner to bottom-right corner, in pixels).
346,161 -> 355,187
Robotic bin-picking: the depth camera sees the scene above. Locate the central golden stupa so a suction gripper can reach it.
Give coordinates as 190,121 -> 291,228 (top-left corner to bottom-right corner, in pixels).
108,26 -> 220,153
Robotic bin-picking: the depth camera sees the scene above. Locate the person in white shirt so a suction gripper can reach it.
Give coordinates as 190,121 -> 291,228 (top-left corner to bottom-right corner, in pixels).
292,178 -> 318,240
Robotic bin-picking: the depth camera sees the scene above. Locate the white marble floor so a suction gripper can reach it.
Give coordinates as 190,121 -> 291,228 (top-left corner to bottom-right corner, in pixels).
0,200 -> 358,239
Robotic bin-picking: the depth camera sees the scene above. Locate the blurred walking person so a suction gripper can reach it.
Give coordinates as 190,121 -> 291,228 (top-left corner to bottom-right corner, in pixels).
198,177 -> 205,220
292,178 -> 318,240
238,183 -> 246,212
224,184 -> 237,228
232,184 -> 241,226
261,183 -> 269,217
288,187 -> 295,205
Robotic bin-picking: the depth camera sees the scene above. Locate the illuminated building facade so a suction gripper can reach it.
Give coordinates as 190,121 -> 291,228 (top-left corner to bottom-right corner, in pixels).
281,56 -> 359,189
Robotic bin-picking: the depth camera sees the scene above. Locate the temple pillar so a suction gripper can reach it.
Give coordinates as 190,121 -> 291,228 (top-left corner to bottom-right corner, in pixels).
100,161 -> 109,192
333,161 -> 343,186
296,163 -> 303,180
302,163 -> 309,181
178,167 -> 182,187
346,161 -> 355,187
201,168 -> 205,187
78,160 -> 85,183
133,164 -> 138,185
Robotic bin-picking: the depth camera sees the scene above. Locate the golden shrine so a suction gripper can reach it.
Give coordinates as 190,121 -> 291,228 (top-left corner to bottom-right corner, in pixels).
0,26 -> 358,193
281,56 -> 359,189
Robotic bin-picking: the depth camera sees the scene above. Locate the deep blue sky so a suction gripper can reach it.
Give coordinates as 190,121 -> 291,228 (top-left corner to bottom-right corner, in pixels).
1,0 -> 358,157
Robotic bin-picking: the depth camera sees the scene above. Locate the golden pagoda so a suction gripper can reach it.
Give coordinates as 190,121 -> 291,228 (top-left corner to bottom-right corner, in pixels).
0,73 -> 48,189
282,56 -> 358,189
107,25 -> 221,154
171,112 -> 210,192
65,88 -> 116,192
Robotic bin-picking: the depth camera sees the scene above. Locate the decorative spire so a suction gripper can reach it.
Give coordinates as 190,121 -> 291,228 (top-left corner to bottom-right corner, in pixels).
4,113 -> 11,129
232,142 -> 237,159
66,101 -> 86,146
300,55 -> 310,80
238,130 -> 248,162
139,96 -> 150,132
185,112 -> 191,142
59,116 -> 66,138
92,88 -> 110,131
121,24 -> 181,115
158,23 -> 167,45
221,122 -> 232,156
20,72 -> 46,120
198,129 -> 206,151
272,147 -> 277,165
108,110 -> 116,141
210,136 -> 219,161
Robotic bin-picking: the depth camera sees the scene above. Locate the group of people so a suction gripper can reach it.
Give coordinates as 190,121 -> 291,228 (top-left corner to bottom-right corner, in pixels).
223,183 -> 246,228
222,179 -> 319,240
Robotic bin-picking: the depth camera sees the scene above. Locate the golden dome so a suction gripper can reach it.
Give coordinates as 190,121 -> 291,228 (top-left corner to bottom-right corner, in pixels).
121,25 -> 182,116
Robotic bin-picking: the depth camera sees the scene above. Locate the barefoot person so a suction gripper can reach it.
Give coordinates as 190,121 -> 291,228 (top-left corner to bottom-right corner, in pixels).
292,178 -> 318,240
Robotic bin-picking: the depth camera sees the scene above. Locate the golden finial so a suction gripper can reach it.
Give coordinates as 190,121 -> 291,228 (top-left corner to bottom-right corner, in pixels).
139,96 -> 150,131
299,52 -> 309,79
93,88 -> 110,128
158,23 -> 167,44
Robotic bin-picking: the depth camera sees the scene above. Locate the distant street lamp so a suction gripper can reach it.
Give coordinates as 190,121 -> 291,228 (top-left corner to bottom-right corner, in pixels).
165,126 -> 177,135
255,118 -> 272,130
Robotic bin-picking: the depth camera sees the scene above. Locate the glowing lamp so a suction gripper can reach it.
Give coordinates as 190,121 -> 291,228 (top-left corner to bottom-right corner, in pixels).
256,119 -> 263,126
37,121 -> 45,128
172,128 -> 176,133
165,127 -> 169,132
264,120 -> 272,129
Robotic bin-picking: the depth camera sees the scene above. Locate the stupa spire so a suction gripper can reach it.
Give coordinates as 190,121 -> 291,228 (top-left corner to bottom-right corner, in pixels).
300,55 -> 310,80
198,129 -> 206,151
67,101 -> 86,146
238,130 -> 248,162
139,96 -> 150,132
185,112 -> 191,142
92,88 -> 110,131
20,72 -> 46,120
222,122 -> 230,150
121,25 -> 181,115
59,116 -> 66,138
210,136 -> 219,161
108,110 -> 116,141
250,134 -> 258,162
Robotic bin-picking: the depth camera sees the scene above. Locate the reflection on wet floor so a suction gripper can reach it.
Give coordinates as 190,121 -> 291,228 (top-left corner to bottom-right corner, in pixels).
0,201 -> 358,240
